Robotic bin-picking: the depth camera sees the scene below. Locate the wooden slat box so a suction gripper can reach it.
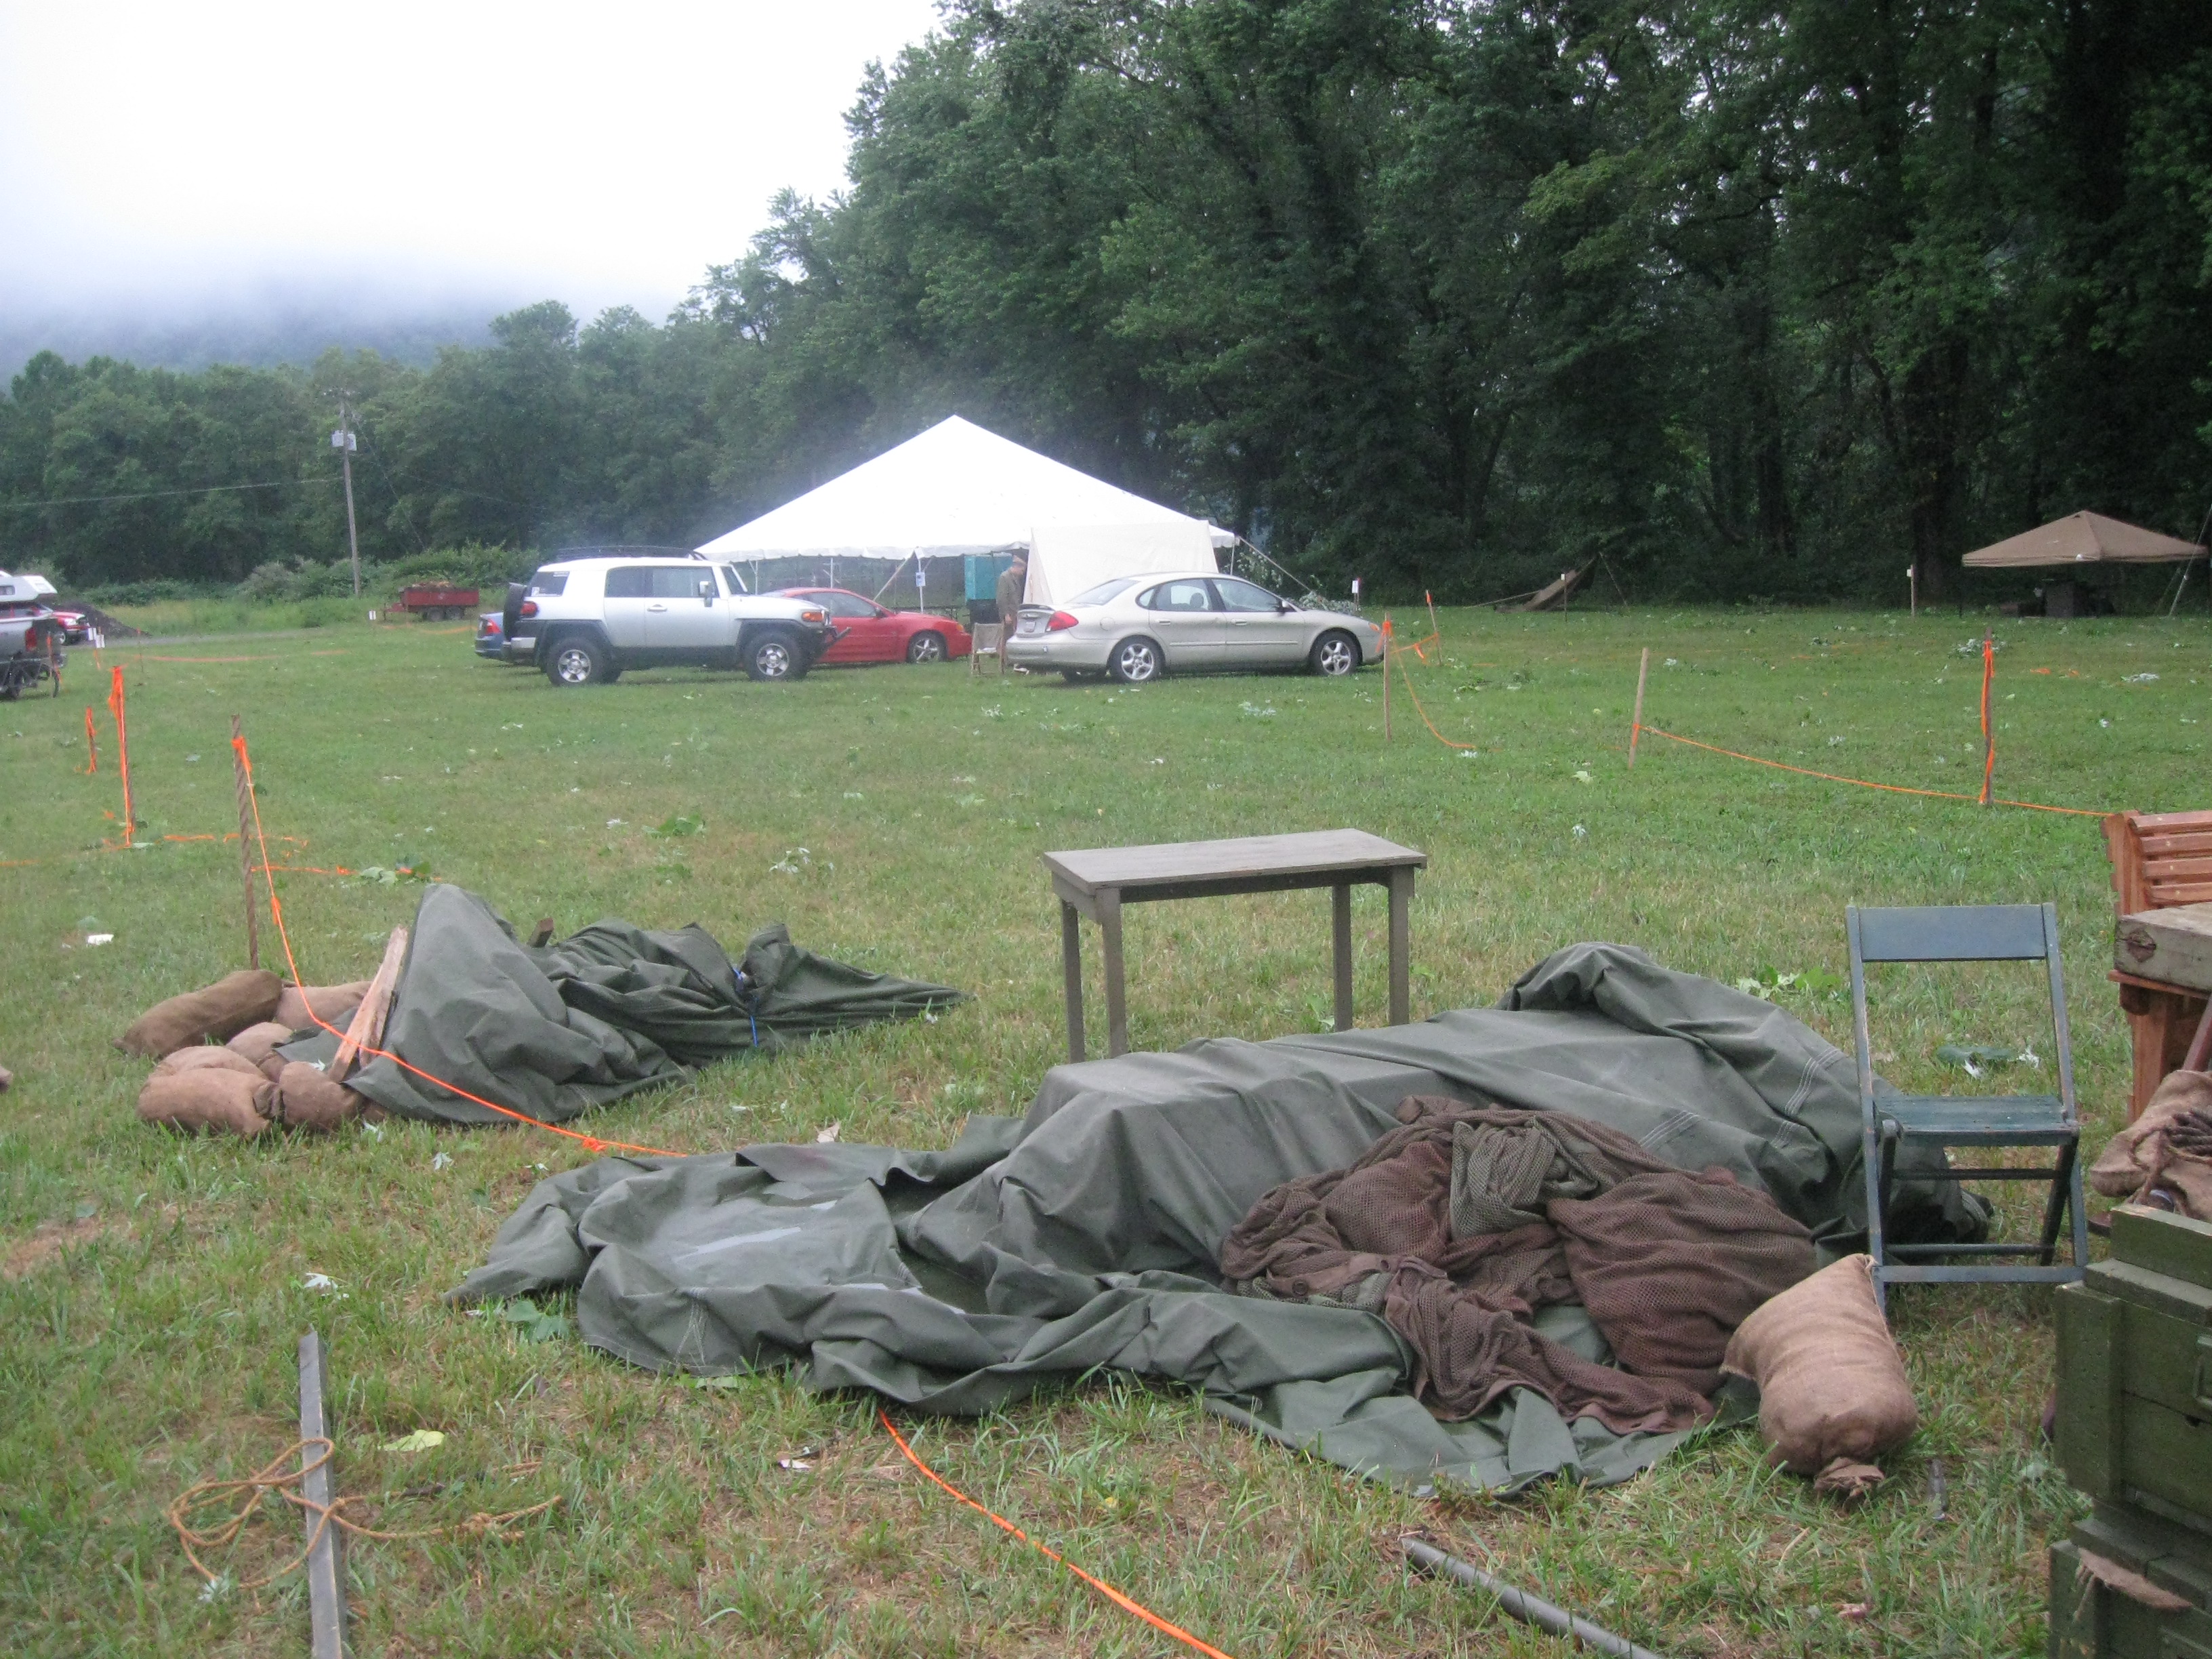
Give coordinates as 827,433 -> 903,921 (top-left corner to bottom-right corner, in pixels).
2052,1206 -> 2212,1655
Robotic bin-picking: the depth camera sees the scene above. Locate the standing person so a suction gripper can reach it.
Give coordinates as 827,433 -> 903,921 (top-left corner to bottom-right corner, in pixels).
995,552 -> 1028,636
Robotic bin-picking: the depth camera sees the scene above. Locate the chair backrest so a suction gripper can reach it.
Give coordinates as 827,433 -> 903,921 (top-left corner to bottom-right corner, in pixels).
1846,901 -> 2075,1121
1851,903 -> 2053,962
2104,809 -> 2212,916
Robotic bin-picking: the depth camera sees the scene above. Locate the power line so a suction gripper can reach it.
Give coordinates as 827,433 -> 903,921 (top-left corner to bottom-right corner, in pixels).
0,477 -> 340,510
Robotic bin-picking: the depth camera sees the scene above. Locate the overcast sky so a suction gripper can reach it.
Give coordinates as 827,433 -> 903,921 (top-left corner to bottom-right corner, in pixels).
0,0 -> 945,326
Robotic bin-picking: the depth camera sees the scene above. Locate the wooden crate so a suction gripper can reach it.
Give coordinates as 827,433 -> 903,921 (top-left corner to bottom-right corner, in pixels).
2051,1206 -> 2212,1656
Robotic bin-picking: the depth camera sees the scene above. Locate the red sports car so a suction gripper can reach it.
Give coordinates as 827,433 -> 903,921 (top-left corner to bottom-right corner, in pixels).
771,588 -> 972,665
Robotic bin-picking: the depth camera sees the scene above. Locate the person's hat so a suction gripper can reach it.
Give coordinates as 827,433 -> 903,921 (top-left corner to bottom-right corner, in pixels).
1008,551 -> 1027,564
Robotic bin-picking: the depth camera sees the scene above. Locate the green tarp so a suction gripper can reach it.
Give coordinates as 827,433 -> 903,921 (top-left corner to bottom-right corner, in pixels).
293,884 -> 966,1126
455,942 -> 1983,1493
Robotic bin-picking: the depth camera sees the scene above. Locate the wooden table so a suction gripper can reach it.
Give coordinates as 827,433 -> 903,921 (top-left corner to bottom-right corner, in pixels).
1043,829 -> 1429,1061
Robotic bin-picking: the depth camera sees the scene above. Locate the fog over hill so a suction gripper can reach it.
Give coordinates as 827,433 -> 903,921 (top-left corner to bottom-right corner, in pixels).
0,289 -> 523,380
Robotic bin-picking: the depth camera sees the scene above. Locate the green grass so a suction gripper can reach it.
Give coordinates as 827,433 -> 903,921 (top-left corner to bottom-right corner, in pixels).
3,606 -> 2205,1656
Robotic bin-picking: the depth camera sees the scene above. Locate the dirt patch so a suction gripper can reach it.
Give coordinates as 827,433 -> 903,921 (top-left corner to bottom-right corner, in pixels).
3,1215 -> 110,1280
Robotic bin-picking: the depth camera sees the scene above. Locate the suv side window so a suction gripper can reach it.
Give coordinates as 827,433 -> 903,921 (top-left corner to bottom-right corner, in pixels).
527,571 -> 569,597
604,567 -> 655,599
651,567 -> 708,599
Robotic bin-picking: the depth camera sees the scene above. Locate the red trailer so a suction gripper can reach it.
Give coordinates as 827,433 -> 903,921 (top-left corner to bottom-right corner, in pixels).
396,584 -> 481,621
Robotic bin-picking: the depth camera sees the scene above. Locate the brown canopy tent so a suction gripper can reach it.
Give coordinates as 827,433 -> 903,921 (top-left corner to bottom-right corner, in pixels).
1962,511 -> 2206,617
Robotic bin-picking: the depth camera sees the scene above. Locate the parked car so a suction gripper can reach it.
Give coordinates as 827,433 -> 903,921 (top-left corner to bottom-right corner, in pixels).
474,611 -> 509,660
1004,572 -> 1382,684
500,555 -> 840,686
770,588 -> 972,665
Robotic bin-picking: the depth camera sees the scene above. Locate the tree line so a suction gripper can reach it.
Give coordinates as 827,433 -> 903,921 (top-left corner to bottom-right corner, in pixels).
3,0 -> 2208,605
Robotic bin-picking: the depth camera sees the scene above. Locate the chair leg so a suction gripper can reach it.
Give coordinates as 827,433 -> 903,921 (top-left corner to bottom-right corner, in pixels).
2033,1139 -> 2078,1267
1864,1115 -> 1893,1313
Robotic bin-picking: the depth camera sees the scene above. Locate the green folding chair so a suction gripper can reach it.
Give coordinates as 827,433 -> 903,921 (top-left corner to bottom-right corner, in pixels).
1847,902 -> 2090,1309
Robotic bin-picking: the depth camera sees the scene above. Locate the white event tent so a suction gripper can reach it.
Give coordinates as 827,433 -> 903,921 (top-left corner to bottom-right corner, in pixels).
695,415 -> 1232,607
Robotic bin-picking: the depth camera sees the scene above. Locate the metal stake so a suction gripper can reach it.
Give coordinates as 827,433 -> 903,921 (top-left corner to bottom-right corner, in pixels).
298,1331 -> 347,1659
1404,1537 -> 1668,1659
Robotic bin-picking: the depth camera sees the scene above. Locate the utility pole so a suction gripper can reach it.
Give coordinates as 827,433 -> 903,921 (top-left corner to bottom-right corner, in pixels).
331,397 -> 361,597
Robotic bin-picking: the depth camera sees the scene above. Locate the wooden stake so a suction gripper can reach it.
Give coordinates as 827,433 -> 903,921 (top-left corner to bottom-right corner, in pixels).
231,716 -> 260,970
1629,646 -> 1650,767
298,1330 -> 346,1659
1382,617 -> 1392,741
329,925 -> 408,1083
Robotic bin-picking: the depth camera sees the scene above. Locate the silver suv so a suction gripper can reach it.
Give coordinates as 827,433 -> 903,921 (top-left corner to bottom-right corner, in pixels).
502,556 -> 838,686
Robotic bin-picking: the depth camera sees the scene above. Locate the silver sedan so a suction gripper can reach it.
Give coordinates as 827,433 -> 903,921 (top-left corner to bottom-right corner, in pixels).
1004,572 -> 1384,684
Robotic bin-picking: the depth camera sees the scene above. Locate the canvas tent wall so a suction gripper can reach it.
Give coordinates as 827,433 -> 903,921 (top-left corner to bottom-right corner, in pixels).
696,415 -> 1230,607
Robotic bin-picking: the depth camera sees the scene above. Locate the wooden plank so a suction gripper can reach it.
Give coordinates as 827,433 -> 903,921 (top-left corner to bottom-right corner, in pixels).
2055,1282 -> 2123,1501
2121,1393 -> 2212,1521
298,1330 -> 347,1659
2145,856 -> 2212,882
2131,810 -> 2212,831
2117,905 -> 2212,993
329,925 -> 407,1084
2120,1300 -> 2212,1420
2113,1205 -> 2212,1291
1042,830 -> 1426,896
2151,882 -> 2212,907
2141,833 -> 2212,857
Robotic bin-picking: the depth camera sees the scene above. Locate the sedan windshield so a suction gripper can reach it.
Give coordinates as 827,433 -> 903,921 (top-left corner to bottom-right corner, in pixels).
1066,577 -> 1141,607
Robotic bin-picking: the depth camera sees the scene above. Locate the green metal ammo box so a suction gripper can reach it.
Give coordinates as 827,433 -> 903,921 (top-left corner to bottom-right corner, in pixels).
2050,1205 -> 2212,1657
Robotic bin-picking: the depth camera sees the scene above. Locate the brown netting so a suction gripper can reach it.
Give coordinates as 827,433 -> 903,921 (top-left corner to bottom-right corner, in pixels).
1220,1097 -> 1814,1431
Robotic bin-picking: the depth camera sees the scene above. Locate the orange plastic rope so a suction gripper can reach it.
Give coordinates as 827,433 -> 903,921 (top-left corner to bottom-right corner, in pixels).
232,731 -> 684,1160
1389,644 -> 1477,750
877,1412 -> 1240,1659
1639,726 -> 2104,817
83,706 -> 98,774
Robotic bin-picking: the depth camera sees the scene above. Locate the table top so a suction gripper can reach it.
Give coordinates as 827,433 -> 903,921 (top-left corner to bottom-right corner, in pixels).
1042,829 -> 1426,895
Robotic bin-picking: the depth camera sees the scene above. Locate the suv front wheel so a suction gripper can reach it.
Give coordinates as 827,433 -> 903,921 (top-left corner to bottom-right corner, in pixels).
546,635 -> 617,687
745,628 -> 809,682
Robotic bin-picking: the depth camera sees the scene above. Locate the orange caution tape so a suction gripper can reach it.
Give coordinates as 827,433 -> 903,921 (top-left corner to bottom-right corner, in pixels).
878,1412 -> 1240,1659
83,706 -> 98,775
1978,632 -> 1996,806
232,730 -> 684,1160
1639,726 -> 2104,817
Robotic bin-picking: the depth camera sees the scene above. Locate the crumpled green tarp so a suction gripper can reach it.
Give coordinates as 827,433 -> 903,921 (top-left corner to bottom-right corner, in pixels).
453,941 -> 1983,1493
298,884 -> 965,1125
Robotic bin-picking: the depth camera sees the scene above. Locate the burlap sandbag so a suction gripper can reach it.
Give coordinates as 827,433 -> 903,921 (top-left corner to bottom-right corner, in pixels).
117,969 -> 283,1056
274,980 -> 373,1031
2090,1069 -> 2212,1220
137,1069 -> 278,1136
226,1021 -> 295,1075
274,1062 -> 366,1132
1722,1253 -> 1917,1479
152,1046 -> 268,1082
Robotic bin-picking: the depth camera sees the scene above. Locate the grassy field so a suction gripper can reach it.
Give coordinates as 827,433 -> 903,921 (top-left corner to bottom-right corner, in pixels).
3,604 -> 2206,1657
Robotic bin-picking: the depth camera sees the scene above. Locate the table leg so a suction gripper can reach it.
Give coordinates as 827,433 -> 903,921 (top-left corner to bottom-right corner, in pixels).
1387,868 -> 1412,1026
1332,882 -> 1354,1031
1061,901 -> 1085,1065
1100,888 -> 1129,1057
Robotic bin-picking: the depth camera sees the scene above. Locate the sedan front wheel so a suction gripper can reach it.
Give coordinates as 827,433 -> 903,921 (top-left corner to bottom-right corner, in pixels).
1310,630 -> 1359,677
906,631 -> 946,663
